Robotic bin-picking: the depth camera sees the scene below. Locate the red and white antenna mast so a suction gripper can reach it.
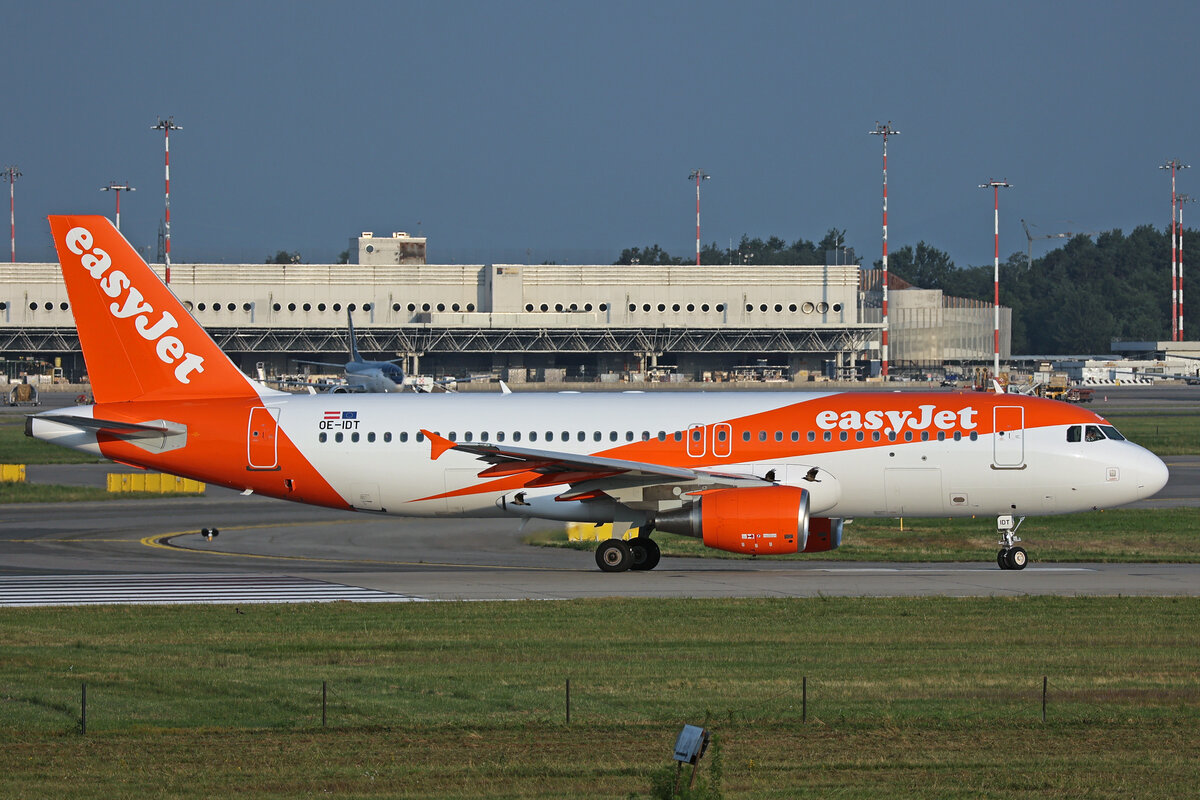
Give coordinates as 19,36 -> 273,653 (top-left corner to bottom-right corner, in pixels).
3,166 -> 20,263
100,181 -> 136,232
870,122 -> 898,378
689,169 -> 710,266
979,179 -> 1013,378
1160,159 -> 1189,340
1179,193 -> 1194,341
152,117 -> 182,283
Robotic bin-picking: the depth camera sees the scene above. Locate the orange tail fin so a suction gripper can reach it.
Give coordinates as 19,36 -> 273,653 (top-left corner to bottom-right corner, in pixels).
48,215 -> 259,403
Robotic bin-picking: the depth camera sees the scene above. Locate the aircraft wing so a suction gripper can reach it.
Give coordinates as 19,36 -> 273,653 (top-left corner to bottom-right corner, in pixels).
419,429 -> 768,504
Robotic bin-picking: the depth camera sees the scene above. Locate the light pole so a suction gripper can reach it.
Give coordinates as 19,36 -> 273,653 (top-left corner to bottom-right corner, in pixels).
101,182 -> 135,232
1179,193 -> 1194,340
152,117 -> 182,282
870,122 -> 898,378
979,179 -> 1013,378
688,169 -> 710,266
3,165 -> 20,263
1160,160 -> 1190,340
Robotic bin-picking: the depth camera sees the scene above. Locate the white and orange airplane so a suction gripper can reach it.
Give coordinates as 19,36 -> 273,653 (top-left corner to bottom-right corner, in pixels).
28,216 -> 1169,571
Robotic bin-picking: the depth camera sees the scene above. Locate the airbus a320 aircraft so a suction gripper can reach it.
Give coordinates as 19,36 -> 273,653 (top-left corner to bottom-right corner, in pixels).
28,216 -> 1169,571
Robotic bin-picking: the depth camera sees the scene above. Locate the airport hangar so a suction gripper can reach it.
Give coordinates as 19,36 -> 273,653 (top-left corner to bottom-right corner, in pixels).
0,231 -> 1010,385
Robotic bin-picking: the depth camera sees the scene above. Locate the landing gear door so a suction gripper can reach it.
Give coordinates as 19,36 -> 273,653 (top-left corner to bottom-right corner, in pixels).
247,406 -> 280,470
993,405 -> 1024,468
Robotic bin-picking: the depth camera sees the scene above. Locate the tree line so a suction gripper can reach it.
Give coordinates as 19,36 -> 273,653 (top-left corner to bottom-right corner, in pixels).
616,225 -> 1190,354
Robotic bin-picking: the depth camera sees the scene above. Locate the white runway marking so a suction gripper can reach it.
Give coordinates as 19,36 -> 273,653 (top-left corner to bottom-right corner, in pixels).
0,574 -> 426,607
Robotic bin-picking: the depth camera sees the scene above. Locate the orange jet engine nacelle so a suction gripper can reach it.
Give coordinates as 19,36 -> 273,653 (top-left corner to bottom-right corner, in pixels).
654,485 -> 810,554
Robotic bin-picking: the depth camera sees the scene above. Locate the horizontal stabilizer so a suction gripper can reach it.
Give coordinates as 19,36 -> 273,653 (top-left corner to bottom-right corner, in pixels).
36,414 -> 176,438
34,413 -> 188,454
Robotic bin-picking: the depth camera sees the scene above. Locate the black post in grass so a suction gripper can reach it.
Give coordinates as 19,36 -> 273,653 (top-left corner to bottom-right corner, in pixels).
802,676 -> 807,723
1042,676 -> 1047,723
566,678 -> 571,725
322,681 -> 327,728
80,682 -> 86,735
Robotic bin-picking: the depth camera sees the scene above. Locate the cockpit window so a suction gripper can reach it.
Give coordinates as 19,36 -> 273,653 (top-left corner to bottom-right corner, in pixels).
1099,425 -> 1126,441
1085,425 -> 1104,442
1067,425 -> 1081,443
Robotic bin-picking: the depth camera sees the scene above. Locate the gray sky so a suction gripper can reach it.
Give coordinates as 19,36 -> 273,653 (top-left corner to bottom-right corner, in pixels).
5,0 -> 1197,266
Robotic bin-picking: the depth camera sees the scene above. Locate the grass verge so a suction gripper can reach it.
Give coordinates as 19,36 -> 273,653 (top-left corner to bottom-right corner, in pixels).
0,482 -> 201,503
0,598 -> 1197,798
1104,411 -> 1200,455
0,418 -> 102,464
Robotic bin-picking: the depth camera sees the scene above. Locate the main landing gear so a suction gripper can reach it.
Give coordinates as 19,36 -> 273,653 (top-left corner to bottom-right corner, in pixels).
595,527 -> 660,572
995,515 -> 1027,570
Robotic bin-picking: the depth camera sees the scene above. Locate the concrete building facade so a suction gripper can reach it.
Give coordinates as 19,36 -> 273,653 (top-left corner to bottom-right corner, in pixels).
0,258 -> 1007,384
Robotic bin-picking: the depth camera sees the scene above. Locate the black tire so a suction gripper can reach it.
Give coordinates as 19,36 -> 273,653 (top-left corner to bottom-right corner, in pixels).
595,539 -> 632,572
631,538 -> 661,571
997,549 -> 1009,570
1006,547 -> 1028,570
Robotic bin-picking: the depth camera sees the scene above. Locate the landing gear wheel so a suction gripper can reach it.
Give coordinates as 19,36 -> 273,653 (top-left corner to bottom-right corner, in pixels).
595,539 -> 632,572
1004,547 -> 1028,570
630,538 -> 661,571
997,549 -> 1008,569
201,527 -> 220,541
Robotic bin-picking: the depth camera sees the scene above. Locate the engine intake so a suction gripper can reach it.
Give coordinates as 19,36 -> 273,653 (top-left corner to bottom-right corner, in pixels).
654,486 -> 810,554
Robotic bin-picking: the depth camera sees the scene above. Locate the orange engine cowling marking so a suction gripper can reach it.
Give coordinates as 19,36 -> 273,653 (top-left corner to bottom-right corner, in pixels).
656,485 -> 810,555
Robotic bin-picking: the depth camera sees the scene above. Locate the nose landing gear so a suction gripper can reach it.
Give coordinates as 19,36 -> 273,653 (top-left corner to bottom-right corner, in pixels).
995,515 -> 1027,570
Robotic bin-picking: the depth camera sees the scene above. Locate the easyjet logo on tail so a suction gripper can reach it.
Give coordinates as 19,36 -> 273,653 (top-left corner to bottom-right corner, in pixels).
64,226 -> 205,384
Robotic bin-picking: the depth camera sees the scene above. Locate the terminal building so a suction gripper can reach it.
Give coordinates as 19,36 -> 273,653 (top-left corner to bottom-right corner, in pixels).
0,236 -> 1010,386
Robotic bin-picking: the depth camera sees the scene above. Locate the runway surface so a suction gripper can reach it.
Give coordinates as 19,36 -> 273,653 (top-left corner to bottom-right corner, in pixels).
2,385 -> 1197,604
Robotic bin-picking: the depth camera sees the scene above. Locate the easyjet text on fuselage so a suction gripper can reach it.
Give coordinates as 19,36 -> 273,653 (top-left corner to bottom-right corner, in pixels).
814,404 -> 978,433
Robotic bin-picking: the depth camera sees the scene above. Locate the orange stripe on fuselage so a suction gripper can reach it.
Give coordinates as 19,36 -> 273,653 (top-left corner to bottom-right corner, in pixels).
414,392 -> 1107,503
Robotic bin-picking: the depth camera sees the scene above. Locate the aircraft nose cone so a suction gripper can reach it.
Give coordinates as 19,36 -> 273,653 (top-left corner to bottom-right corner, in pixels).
1137,449 -> 1170,500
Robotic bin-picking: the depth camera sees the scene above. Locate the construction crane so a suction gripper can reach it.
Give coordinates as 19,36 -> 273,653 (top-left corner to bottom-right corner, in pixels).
1021,219 -> 1099,267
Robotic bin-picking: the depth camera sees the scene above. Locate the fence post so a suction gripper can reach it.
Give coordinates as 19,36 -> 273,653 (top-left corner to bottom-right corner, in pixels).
1042,676 -> 1047,723
80,682 -> 87,735
566,678 -> 571,725
802,676 -> 807,723
322,680 -> 327,728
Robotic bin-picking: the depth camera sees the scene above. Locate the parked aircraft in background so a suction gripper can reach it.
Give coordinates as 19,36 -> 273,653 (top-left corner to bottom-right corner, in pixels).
289,310 -> 407,393
28,216 -> 1169,571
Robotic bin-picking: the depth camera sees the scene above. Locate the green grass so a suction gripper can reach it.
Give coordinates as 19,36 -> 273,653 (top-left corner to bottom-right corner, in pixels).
0,482 -> 201,503
0,598 -> 1198,798
0,418 -> 102,464
534,508 -> 1200,563
1104,412 -> 1200,455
